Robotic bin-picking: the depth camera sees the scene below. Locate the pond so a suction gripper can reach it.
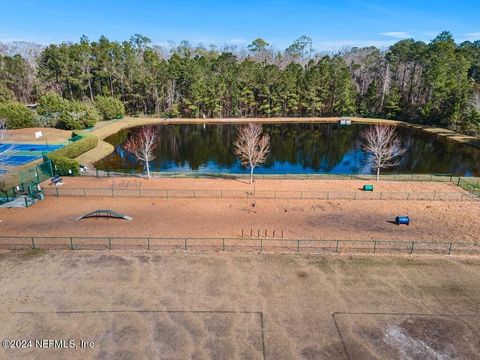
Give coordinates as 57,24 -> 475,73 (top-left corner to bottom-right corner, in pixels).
95,123 -> 480,176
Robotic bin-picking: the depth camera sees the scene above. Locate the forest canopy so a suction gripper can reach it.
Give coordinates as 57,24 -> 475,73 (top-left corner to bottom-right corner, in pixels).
0,32 -> 479,135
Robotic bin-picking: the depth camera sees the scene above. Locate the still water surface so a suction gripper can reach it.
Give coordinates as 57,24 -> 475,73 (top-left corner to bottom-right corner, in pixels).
95,123 -> 480,176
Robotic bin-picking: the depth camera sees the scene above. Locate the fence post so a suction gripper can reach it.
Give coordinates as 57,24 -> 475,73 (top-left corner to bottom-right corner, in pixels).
184,238 -> 187,251
55,186 -> 59,197
410,241 -> 415,254
147,237 -> 150,250
297,240 -> 300,252
335,240 -> 339,253
83,188 -> 86,197
260,238 -> 263,252
373,240 -> 377,254
448,242 -> 453,255
111,188 -> 114,198
222,238 -> 225,251
70,237 -> 73,250
139,189 -> 142,198
31,237 -> 35,250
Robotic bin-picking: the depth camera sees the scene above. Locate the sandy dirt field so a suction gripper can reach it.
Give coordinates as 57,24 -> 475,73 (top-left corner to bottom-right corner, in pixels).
5,128 -> 72,144
0,252 -> 478,359
0,179 -> 479,243
43,177 -> 468,193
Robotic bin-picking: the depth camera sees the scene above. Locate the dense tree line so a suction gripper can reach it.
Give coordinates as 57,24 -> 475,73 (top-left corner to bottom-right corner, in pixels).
0,32 -> 479,135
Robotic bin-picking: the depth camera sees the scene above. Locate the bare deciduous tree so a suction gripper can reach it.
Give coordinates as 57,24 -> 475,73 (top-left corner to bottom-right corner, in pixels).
361,125 -> 406,181
124,125 -> 159,179
234,123 -> 270,184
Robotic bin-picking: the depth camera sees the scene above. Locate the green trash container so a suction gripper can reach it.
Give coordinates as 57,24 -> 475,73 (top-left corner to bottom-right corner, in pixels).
363,184 -> 374,191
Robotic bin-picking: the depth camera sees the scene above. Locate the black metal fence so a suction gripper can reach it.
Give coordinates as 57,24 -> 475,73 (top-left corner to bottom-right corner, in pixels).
42,187 -> 478,202
0,236 -> 478,256
90,169 -> 460,183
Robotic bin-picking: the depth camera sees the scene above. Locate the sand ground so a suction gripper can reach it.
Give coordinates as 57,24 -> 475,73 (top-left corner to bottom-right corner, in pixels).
0,252 -> 478,359
4,128 -> 72,144
43,176 -> 468,192
0,179 -> 478,242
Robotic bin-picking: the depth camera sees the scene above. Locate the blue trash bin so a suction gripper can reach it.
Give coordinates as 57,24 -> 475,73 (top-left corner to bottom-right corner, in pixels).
395,216 -> 410,225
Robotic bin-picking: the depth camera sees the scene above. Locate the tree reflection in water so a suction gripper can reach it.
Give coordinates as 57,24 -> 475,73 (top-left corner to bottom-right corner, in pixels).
95,123 -> 480,176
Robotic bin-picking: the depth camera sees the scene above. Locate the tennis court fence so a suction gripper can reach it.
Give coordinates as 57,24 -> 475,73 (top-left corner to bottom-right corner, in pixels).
1,236 -> 478,256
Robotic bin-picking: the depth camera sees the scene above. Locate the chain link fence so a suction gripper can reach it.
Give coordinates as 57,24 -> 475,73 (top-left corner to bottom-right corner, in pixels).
0,236 -> 478,256
42,186 -> 478,202
89,169 -> 461,183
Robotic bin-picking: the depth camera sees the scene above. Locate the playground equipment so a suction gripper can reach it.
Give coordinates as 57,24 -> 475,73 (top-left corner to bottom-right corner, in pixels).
395,216 -> 410,225
363,184 -> 374,191
241,228 -> 284,238
76,210 -> 132,221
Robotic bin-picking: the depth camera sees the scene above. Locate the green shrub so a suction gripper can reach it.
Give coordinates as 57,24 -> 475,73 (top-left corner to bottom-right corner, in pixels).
37,92 -> 67,116
95,96 -> 125,120
0,101 -> 35,129
47,133 -> 98,176
53,133 -> 98,158
0,83 -> 15,102
56,101 -> 100,130
37,93 -> 100,130
48,153 -> 80,176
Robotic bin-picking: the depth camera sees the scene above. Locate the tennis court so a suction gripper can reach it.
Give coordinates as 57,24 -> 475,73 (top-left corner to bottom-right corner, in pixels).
0,143 -> 62,166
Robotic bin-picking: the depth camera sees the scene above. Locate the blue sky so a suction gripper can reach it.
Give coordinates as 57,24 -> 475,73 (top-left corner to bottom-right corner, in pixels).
1,0 -> 479,50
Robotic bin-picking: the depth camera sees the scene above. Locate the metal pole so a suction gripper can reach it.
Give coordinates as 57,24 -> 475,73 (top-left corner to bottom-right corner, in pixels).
147,237 -> 150,250
108,237 -> 112,250
70,237 -> 73,250
373,240 -> 377,254
184,238 -> 187,251
410,241 -> 415,254
297,240 -> 300,252
222,238 -> 225,251
448,242 -> 453,255
335,240 -> 339,253
31,237 -> 35,250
